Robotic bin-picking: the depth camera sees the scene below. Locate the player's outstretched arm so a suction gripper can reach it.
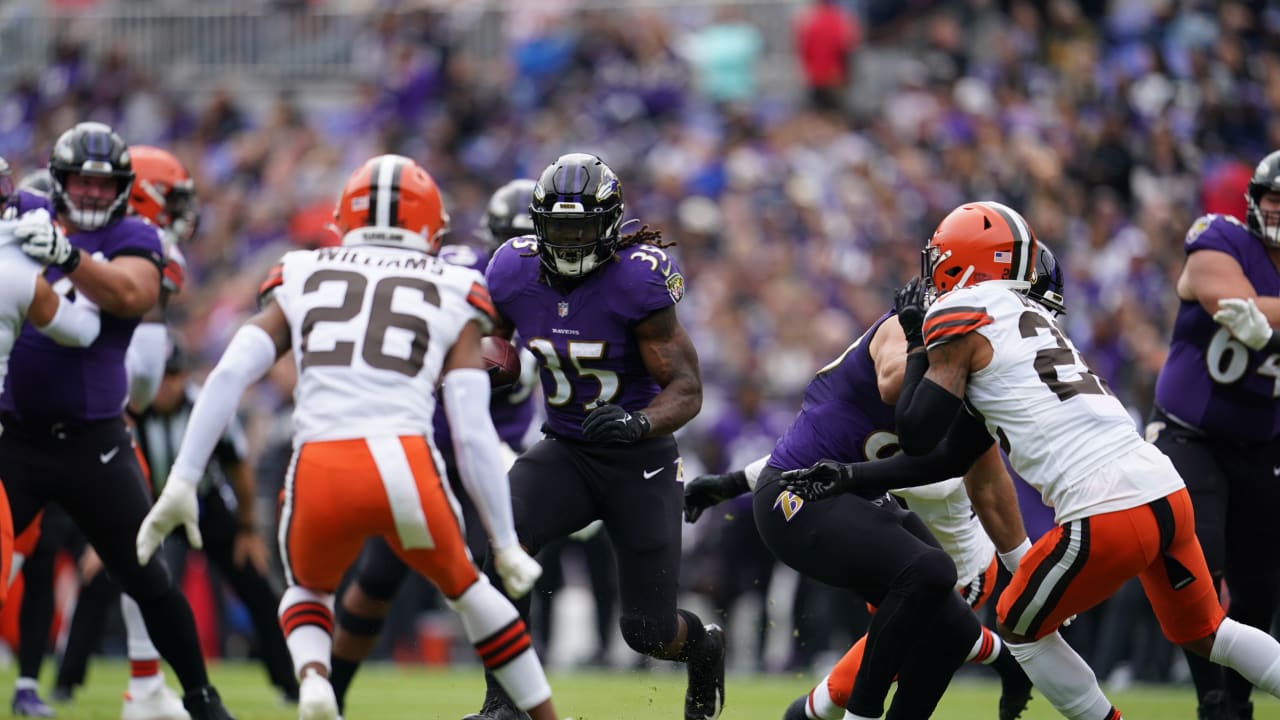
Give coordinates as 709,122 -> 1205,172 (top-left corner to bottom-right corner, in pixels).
895,331 -> 981,455
962,445 -> 1027,556
783,410 -> 994,500
27,275 -> 100,347
1183,249 -> 1280,323
683,455 -> 762,522
137,302 -> 288,564
633,305 -> 702,436
442,319 -> 541,597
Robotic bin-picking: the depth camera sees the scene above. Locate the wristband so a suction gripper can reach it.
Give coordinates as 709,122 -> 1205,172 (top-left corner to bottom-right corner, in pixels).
633,410 -> 651,437
58,247 -> 82,274
999,537 -> 1032,573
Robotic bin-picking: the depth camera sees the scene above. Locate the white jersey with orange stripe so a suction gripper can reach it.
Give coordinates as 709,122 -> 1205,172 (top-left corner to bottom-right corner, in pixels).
271,243 -> 495,445
892,478 -> 994,590
924,283 -> 1182,524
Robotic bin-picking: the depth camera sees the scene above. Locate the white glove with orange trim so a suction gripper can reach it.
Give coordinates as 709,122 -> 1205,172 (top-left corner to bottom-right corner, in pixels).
493,544 -> 542,598
137,472 -> 203,564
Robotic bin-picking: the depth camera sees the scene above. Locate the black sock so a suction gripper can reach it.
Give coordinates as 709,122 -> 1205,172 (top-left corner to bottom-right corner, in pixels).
674,609 -> 707,662
329,656 -> 358,712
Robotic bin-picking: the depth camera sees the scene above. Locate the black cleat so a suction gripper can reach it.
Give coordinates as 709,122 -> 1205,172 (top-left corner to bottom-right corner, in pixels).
183,685 -> 235,720
460,695 -> 529,720
781,694 -> 809,720
685,624 -> 725,720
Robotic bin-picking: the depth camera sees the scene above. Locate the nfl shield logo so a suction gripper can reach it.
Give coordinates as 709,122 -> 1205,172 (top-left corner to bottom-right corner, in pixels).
557,300 -> 570,317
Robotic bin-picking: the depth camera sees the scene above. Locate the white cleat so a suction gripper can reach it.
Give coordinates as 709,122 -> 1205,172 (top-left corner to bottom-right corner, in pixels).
297,671 -> 338,720
121,684 -> 190,720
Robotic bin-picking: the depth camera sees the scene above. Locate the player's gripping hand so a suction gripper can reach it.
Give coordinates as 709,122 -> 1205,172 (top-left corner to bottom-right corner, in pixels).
582,403 -> 650,443
780,459 -> 858,501
894,276 -> 929,349
683,470 -> 749,523
15,209 -> 79,273
493,544 -> 542,598
136,473 -> 203,565
1213,297 -> 1274,350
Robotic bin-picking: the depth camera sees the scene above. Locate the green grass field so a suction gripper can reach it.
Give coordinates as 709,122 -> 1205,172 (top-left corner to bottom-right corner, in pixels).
12,660 -> 1280,719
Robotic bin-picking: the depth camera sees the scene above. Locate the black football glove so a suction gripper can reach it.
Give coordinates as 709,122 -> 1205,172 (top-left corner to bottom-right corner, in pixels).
582,404 -> 651,444
894,276 -> 929,350
780,459 -> 859,501
683,470 -> 750,523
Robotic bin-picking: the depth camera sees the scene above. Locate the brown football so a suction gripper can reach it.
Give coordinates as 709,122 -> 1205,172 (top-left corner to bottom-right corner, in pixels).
481,336 -> 521,388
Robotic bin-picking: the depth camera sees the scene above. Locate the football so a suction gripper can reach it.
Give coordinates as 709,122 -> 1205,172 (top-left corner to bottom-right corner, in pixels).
480,336 -> 521,388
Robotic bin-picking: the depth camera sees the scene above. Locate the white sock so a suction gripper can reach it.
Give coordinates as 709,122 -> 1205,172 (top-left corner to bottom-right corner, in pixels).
278,586 -> 334,678
122,595 -> 164,695
14,677 -> 36,692
809,675 -> 839,720
967,626 -> 1003,664
1007,632 -> 1115,720
1210,617 -> 1280,696
447,576 -> 550,710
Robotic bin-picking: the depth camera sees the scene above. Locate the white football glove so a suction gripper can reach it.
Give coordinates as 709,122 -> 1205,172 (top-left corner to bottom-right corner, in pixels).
1213,298 -> 1274,350
493,544 -> 542,598
14,208 -> 78,271
136,474 -> 203,565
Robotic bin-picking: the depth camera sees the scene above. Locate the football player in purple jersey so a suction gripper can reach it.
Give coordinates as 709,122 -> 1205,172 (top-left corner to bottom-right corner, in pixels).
1148,149 -> 1280,720
464,153 -> 721,720
325,179 -> 544,717
0,123 -> 235,720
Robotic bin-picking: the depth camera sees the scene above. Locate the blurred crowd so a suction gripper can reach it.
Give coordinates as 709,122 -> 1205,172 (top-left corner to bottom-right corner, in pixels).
2,0 -> 1278,683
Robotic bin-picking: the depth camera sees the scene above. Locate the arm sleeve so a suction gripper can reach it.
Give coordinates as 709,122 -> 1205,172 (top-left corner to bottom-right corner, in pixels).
894,349 -> 964,455
169,325 -> 278,482
124,322 -> 167,411
853,411 -> 994,495
34,290 -> 101,347
442,367 -> 518,550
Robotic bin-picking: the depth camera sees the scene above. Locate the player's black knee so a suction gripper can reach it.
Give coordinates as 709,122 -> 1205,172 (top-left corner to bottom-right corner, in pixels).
898,547 -> 957,602
619,611 -> 676,656
352,542 -> 409,601
336,606 -> 384,637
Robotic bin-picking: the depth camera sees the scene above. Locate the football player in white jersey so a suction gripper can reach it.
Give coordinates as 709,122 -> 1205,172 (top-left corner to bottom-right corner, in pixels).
887,201 -> 1280,720
0,209 -> 101,592
135,155 -> 561,720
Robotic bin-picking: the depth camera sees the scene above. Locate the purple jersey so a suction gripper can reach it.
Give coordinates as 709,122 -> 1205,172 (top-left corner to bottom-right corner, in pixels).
2,216 -> 164,423
769,313 -> 898,471
14,190 -> 51,215
485,236 -> 685,441
431,242 -> 536,449
1154,215 -> 1280,441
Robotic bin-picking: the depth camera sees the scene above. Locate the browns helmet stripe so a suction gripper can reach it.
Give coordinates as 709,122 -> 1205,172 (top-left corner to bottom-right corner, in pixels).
984,201 -> 1033,282
369,155 -> 406,227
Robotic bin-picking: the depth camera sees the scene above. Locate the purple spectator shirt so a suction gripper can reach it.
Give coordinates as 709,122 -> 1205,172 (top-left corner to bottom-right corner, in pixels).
431,242 -> 536,450
769,312 -> 898,470
1154,214 -> 1280,441
485,236 -> 685,441
2,215 -> 164,423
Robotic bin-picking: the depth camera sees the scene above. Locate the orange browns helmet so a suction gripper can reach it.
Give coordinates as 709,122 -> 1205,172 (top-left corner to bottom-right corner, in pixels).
128,145 -> 198,242
924,200 -> 1037,295
333,154 -> 449,254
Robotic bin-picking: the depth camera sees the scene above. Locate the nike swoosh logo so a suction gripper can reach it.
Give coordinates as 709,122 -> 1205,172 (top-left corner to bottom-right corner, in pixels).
99,446 -> 120,464
1274,465 -> 1280,477
643,468 -> 663,480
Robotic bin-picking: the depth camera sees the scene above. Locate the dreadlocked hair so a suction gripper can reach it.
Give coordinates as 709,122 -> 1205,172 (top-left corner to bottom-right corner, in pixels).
617,224 -> 674,250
